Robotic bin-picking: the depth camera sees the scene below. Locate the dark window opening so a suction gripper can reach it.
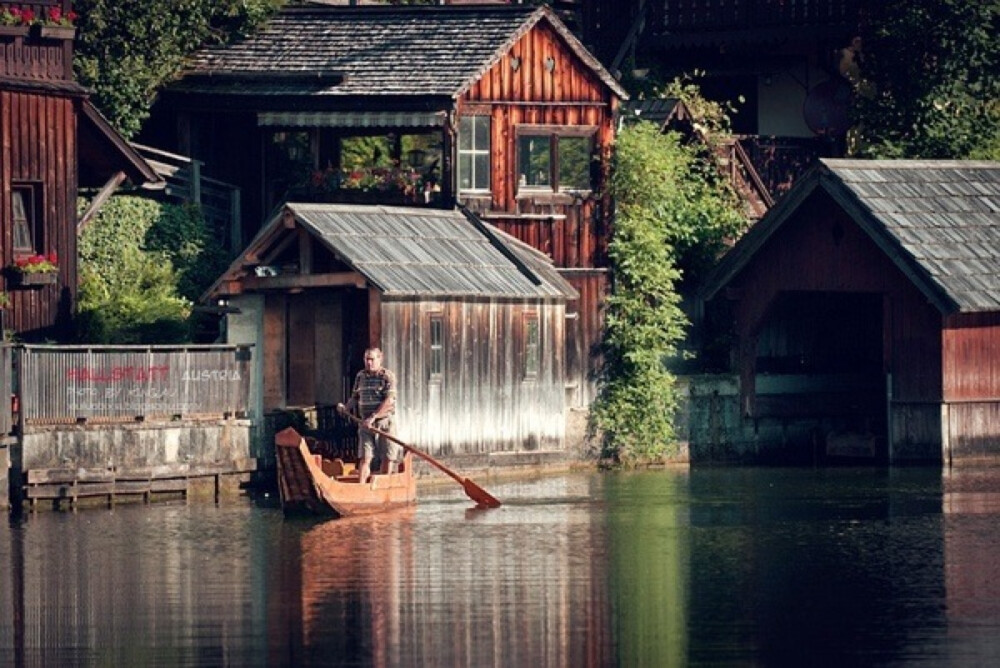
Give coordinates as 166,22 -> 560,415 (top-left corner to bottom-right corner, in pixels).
516,126 -> 595,193
12,185 -> 42,255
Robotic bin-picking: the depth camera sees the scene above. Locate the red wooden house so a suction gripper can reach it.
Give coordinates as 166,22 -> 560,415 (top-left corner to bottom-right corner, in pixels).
701,159 -> 1000,465
0,0 -> 158,340
143,4 -> 626,408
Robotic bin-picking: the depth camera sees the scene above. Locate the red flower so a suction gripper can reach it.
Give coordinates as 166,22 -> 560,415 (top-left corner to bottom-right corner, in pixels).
21,9 -> 34,25
44,7 -> 76,27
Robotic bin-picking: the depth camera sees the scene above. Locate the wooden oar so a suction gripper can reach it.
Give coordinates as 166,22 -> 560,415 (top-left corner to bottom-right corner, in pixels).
338,406 -> 502,509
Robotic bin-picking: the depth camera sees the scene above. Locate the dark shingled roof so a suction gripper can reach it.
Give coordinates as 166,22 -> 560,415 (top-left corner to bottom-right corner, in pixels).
207,204 -> 576,301
173,5 -> 626,100
703,159 -> 1000,314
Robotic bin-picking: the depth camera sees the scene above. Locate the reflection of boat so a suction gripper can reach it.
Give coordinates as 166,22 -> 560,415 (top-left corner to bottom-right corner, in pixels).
275,426 -> 416,517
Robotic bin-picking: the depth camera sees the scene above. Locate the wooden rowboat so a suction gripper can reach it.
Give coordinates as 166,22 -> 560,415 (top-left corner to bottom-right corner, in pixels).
274,426 -> 416,517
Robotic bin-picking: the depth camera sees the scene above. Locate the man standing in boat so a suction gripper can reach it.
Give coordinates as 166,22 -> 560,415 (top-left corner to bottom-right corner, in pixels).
339,347 -> 401,484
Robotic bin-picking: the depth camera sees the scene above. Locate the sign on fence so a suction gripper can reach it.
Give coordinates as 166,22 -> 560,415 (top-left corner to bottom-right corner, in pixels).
17,344 -> 253,424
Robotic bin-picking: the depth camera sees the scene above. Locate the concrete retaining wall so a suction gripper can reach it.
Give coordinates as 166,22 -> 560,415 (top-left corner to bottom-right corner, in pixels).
682,375 -> 946,464
9,419 -> 257,510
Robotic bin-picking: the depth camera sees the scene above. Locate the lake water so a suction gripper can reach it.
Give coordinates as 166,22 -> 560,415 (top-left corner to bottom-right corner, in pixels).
3,466 -> 1000,666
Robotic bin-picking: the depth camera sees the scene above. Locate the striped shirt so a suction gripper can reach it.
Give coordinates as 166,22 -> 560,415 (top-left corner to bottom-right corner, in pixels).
351,368 -> 396,419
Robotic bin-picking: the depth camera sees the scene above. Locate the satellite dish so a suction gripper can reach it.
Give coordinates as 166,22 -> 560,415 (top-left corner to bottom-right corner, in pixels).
803,79 -> 852,136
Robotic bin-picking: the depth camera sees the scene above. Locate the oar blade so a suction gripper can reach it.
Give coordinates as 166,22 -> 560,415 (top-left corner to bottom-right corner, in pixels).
463,478 -> 502,508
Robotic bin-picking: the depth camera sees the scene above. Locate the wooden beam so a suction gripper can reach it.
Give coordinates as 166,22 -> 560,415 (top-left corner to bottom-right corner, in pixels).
298,227 -> 313,274
242,272 -> 366,291
77,171 -> 127,231
368,289 -> 382,348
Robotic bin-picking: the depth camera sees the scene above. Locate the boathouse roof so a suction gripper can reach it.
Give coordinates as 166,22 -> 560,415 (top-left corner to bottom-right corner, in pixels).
205,204 -> 577,301
703,159 -> 1000,313
172,4 -> 627,100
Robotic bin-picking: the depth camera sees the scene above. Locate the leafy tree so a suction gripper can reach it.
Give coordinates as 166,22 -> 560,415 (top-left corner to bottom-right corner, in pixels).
590,119 -> 745,464
73,0 -> 283,138
77,196 -> 228,344
853,0 -> 1000,159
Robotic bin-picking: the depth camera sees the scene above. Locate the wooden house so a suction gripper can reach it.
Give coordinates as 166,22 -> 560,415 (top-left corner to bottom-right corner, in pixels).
584,0 -> 865,201
0,0 -> 159,340
701,159 -> 1000,465
205,203 -> 577,455
143,4 -> 626,407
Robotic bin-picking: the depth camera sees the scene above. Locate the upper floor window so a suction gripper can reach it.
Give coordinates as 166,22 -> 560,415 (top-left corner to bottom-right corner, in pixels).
517,126 -> 595,194
12,185 -> 42,255
458,116 -> 490,192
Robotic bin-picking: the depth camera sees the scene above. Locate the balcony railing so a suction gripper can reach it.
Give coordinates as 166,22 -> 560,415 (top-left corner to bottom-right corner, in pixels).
738,135 -> 825,200
660,0 -> 861,32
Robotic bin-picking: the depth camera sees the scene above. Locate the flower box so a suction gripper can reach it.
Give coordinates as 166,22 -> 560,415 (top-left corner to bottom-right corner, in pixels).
10,272 -> 57,288
0,25 -> 29,38
35,25 -> 76,40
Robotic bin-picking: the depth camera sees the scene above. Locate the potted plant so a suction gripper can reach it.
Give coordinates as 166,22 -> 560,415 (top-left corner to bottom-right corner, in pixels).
8,252 -> 59,287
35,7 -> 77,40
0,7 -> 31,37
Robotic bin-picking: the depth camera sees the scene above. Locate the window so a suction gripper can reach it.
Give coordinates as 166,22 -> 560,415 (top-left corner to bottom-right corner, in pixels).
429,314 -> 444,380
516,126 -> 595,193
524,314 -> 539,379
458,116 -> 490,192
12,185 -> 41,254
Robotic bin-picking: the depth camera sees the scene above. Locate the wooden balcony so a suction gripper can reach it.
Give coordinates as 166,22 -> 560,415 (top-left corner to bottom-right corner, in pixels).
0,0 -> 76,82
651,0 -> 861,47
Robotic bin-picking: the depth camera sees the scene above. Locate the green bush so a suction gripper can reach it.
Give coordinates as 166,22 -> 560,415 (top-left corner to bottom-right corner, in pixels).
77,196 -> 226,344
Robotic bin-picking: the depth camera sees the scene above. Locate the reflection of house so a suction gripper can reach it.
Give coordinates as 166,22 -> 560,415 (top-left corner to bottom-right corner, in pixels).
206,203 -> 576,454
700,159 -> 1000,465
143,4 -> 626,407
0,0 -> 159,340
586,0 -> 863,202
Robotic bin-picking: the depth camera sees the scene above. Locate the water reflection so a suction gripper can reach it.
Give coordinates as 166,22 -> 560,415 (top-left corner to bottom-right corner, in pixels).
3,468 -> 1000,665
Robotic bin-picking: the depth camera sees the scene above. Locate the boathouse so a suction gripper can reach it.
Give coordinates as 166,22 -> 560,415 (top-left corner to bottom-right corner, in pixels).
205,203 -> 577,457
699,159 -> 1000,465
141,3 -> 626,407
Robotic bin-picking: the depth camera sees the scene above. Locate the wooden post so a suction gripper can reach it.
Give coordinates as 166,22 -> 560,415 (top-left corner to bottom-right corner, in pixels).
368,290 -> 382,349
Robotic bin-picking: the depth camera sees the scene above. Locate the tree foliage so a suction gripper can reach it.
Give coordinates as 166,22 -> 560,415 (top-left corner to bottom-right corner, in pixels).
76,196 -> 227,344
73,0 -> 283,138
853,0 -> 1000,159
590,117 -> 746,464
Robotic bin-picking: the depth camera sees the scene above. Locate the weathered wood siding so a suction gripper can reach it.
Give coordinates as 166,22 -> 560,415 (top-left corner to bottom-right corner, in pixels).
458,21 -> 618,408
380,298 -> 566,454
720,191 -> 945,458
726,192 -> 942,407
0,89 -> 77,338
941,312 -> 1000,463
460,22 -> 614,268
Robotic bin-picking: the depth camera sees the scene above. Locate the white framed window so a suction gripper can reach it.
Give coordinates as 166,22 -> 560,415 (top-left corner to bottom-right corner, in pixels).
429,313 -> 444,380
458,116 -> 491,192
